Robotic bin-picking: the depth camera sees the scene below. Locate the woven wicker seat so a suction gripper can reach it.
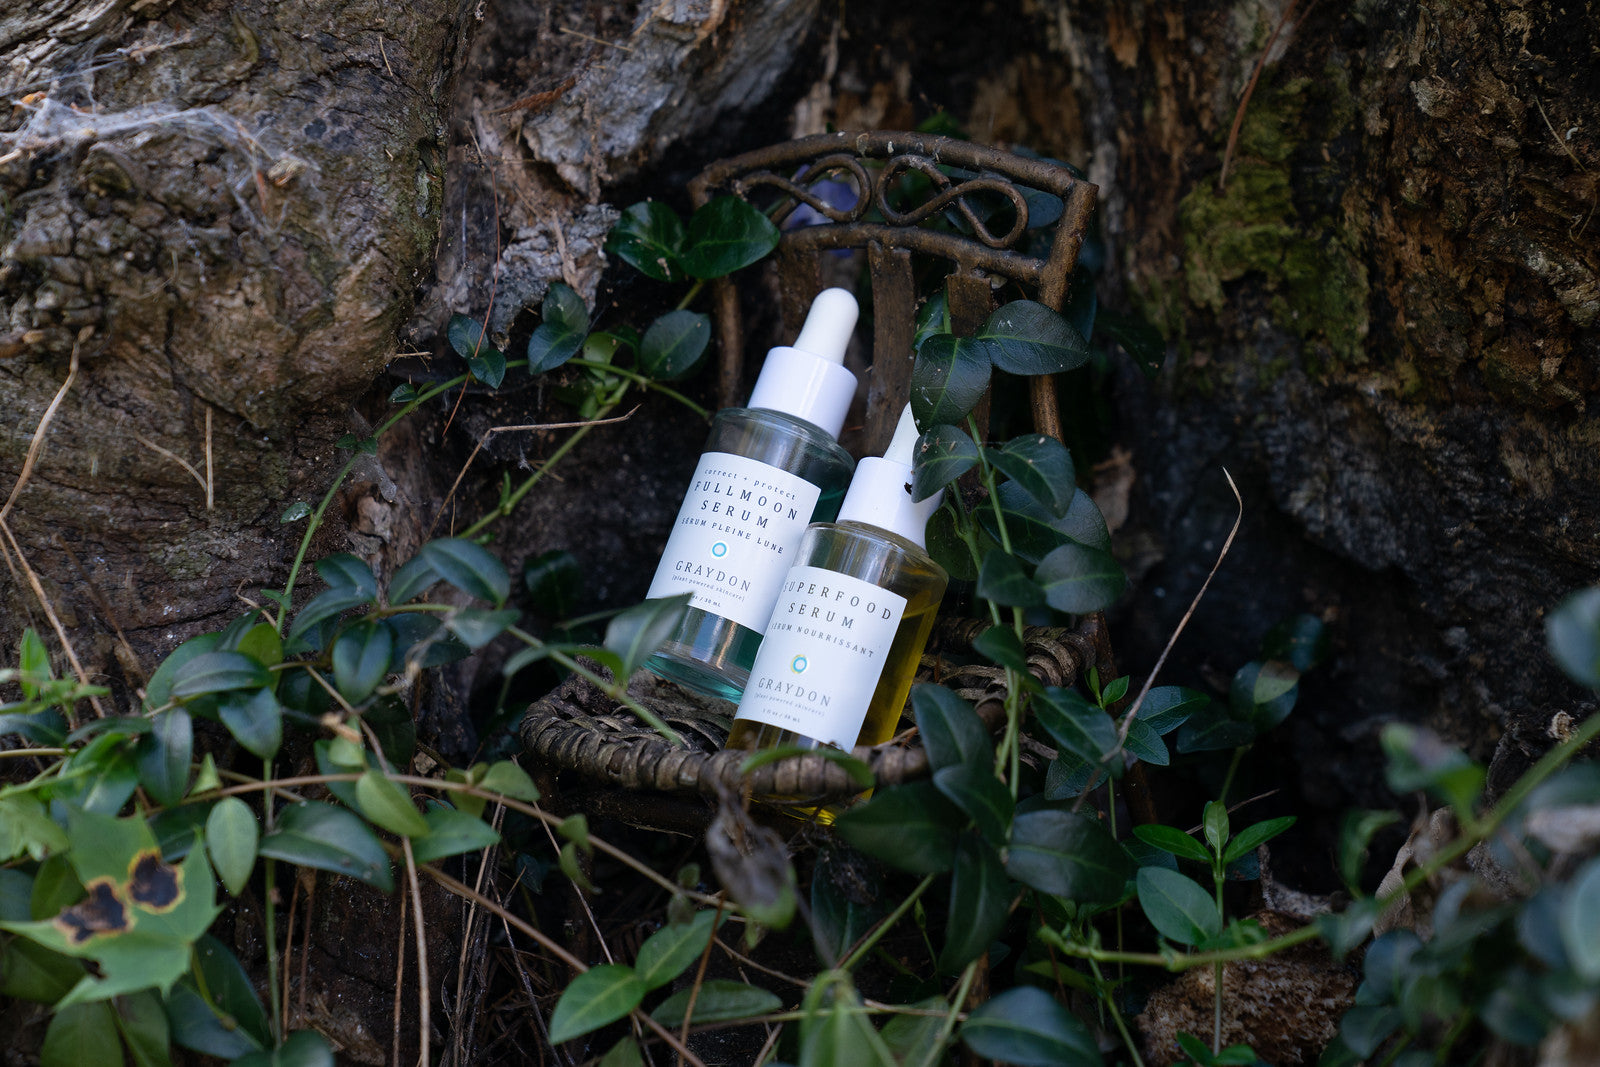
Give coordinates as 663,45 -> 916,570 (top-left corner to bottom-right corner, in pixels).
519,132 -> 1105,823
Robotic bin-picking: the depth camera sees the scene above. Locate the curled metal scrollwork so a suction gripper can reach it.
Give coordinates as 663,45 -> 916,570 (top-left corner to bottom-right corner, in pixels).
875,154 -> 1031,249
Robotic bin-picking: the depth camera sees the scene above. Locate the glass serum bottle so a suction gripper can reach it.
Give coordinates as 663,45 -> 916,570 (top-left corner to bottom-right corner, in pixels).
727,406 -> 949,754
644,289 -> 860,700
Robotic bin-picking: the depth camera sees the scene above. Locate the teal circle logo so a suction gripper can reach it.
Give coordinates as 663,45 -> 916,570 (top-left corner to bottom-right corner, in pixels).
711,541 -> 728,558
791,655 -> 808,674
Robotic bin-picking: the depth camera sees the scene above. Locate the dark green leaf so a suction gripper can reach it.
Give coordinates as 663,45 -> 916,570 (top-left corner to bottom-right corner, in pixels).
1005,810 -> 1132,903
420,539 -> 510,605
810,855 -> 885,965
1174,707 -> 1257,753
527,283 -> 589,374
933,765 -> 1014,846
913,291 -> 950,348
114,988 -> 172,1067
548,964 -> 647,1043
833,782 -> 962,874
1137,867 -> 1222,945
911,683 -> 991,772
1122,719 -> 1169,766
1136,686 -> 1209,734
1561,856 -> 1600,981
1034,687 -> 1118,765
1229,659 -> 1300,731
1262,613 -> 1329,672
206,797 -> 259,896
639,310 -> 711,380
1101,675 -> 1130,704
0,707 -> 67,745
1548,587 -> 1600,688
279,501 -> 312,523
938,836 -> 1012,973
445,608 -> 519,650
1204,800 -> 1230,856
54,736 -> 139,815
314,554 -> 378,598
286,588 -> 371,648
972,626 -> 1032,682
881,997 -> 952,1064
479,759 -> 541,802
1338,809 -> 1400,893
1380,724 -> 1484,813
387,555 -> 440,605
976,552 -> 1045,608
911,425 -> 978,502
137,708 -> 192,808
447,313 -> 498,368
218,687 -> 282,760
606,201 -> 686,281
1339,1005 -> 1403,1059
961,986 -> 1103,1067
651,980 -> 782,1027
925,506 -> 979,581
165,977 -> 264,1059
355,771 -> 428,837
635,910 -> 719,990
18,627 -> 50,697
1132,824 -> 1211,863
42,1000 -> 121,1067
799,973 -> 896,1067
1096,310 -> 1166,378
974,300 -> 1089,376
331,621 -> 394,704
1,936 -> 84,1002
910,334 -> 990,429
679,196 -> 781,279
408,803 -> 500,863
389,384 -> 417,404
605,595 -> 691,679
1036,542 -> 1125,614
980,481 -> 1110,563
987,435 -> 1076,517
258,802 -> 393,892
1224,816 -> 1295,865
524,550 -> 583,617
170,652 -> 271,698
232,1030 -> 335,1067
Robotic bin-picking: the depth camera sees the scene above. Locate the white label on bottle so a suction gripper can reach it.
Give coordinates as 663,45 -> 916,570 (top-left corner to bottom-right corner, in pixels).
733,566 -> 907,749
646,452 -> 824,634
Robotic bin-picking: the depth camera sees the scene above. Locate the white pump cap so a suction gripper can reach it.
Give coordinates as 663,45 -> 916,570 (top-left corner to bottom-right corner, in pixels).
745,288 -> 859,439
835,406 -> 942,548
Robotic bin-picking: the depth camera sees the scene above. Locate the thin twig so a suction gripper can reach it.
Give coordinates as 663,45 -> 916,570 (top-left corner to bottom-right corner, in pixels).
402,837 -> 432,1067
1218,0 -> 1308,192
1112,469 -> 1244,750
283,877 -> 300,1035
489,406 -> 641,433
1,327 -> 86,523
0,520 -> 106,719
559,26 -> 634,51
392,885 -> 407,1067
204,405 -> 214,510
133,435 -> 208,499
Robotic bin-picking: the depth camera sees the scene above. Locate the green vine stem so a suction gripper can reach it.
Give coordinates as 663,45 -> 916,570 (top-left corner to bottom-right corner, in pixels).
838,873 -> 937,971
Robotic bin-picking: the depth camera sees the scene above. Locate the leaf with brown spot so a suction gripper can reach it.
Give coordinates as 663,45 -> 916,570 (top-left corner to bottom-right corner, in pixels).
126,850 -> 184,913
53,879 -> 130,944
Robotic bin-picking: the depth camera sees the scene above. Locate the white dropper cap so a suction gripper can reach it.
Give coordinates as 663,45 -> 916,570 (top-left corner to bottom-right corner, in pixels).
835,405 -> 942,548
745,288 -> 859,439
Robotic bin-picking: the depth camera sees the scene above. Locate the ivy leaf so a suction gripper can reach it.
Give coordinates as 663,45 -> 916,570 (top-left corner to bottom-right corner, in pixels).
257,802 -> 392,892
1035,542 -> 1126,613
679,196 -> 780,279
634,910 -> 720,991
973,300 -> 1089,376
286,588 -> 372,648
980,481 -> 1111,563
911,425 -> 978,502
932,765 -> 1014,847
604,595 -> 691,680
205,798 -> 259,896
387,555 -> 441,606
420,539 -> 510,605
986,434 -> 1077,517
938,836 -> 1012,974
527,283 -> 589,374
605,200 -> 685,282
446,315 -> 506,387
1137,867 -> 1223,945
1548,587 -> 1600,689
975,551 -> 1045,608
639,311 -> 711,381
910,334 -> 990,429
331,621 -> 394,704
1121,719 -> 1169,766
961,986 -> 1103,1067
548,965 -> 647,1044
833,782 -> 962,874
1005,810 -> 1131,903
218,687 -> 282,760
651,980 -> 781,1027
1034,687 -> 1118,765
911,683 -> 991,773
1096,309 -> 1166,378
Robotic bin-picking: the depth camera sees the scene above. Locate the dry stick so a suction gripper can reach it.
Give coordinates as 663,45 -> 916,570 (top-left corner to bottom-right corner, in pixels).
1217,0 -> 1306,192
132,434 -> 209,500
298,875 -> 315,1024
0,520 -> 106,719
426,406 -> 639,537
451,807 -> 505,1066
1533,95 -> 1597,238
402,837 -> 432,1067
1111,469 -> 1244,751
676,896 -> 730,1065
282,878 -> 301,1036
204,405 -> 214,510
392,884 -> 408,1067
1,328 -> 85,523
418,865 -> 711,1067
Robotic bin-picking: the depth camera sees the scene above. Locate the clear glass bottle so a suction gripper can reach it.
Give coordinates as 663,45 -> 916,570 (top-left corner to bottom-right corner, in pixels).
644,290 -> 860,700
727,406 -> 949,755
